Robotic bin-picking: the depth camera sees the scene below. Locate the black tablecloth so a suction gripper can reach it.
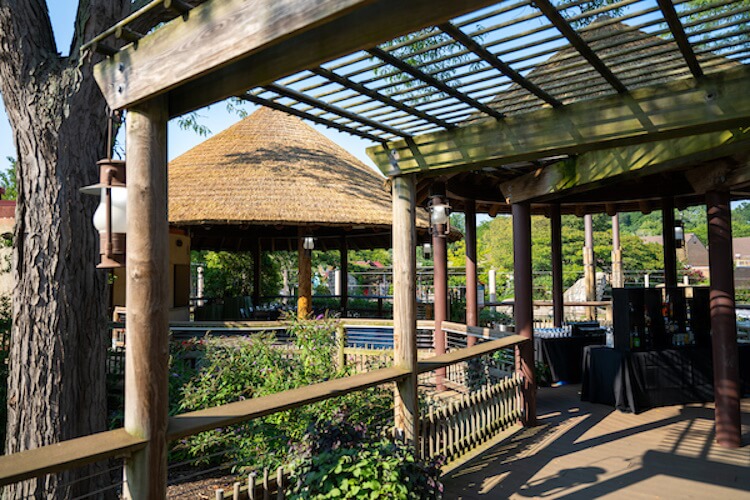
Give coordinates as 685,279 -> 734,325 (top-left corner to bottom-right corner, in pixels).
534,334 -> 605,384
582,345 -> 749,413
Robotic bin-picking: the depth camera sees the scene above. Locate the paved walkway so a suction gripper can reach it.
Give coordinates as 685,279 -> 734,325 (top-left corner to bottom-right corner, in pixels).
443,385 -> 750,499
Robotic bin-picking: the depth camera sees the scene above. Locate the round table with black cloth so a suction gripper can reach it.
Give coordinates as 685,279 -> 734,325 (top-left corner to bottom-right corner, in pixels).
533,334 -> 605,384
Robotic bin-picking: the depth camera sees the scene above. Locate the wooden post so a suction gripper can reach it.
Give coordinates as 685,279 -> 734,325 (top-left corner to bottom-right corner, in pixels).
611,213 -> 623,288
583,213 -> 596,319
297,228 -> 312,319
489,269 -> 497,312
431,189 -> 448,391
465,200 -> 478,340
340,235 -> 349,317
662,197 -> 678,288
123,96 -> 169,498
513,202 -> 536,426
252,237 -> 262,309
706,190 -> 741,448
550,204 -> 564,327
392,175 -> 418,449
336,323 -> 346,369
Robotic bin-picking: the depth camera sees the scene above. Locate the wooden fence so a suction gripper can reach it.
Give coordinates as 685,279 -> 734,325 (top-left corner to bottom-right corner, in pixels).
420,374 -> 523,463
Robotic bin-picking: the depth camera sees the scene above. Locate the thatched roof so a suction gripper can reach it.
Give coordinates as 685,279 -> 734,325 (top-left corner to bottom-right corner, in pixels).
169,107 -> 446,251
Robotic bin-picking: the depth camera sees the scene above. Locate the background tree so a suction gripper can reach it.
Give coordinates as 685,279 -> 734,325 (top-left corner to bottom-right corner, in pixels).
0,1 -> 208,496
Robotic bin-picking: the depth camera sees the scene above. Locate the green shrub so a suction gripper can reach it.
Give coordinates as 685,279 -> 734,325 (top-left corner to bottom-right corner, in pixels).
478,308 -> 512,327
289,411 -> 443,499
169,315 -> 392,472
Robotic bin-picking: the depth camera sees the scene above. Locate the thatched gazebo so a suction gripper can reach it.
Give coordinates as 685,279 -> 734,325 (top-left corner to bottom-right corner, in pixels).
168,106 -> 440,317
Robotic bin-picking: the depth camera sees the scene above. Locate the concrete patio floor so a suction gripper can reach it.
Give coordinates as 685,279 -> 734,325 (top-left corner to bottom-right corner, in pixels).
443,384 -> 750,499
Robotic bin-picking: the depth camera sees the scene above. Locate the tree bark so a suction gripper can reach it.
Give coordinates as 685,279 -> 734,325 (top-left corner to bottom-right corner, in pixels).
0,1 -> 131,497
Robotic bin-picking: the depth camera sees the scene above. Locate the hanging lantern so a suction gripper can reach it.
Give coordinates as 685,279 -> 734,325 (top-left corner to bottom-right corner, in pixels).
428,196 -> 451,237
81,159 -> 127,268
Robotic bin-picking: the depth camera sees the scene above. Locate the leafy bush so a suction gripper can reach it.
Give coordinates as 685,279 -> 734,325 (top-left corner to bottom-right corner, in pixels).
479,308 -> 512,327
169,315 -> 392,472
289,411 -> 443,499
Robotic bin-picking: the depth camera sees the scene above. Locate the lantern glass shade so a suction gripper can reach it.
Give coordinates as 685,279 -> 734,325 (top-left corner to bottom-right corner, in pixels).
423,242 -> 432,260
303,236 -> 315,250
674,225 -> 684,242
430,204 -> 450,225
93,186 -> 128,234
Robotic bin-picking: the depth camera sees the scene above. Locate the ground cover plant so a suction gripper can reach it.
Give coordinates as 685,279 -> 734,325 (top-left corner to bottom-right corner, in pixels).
289,410 -> 444,499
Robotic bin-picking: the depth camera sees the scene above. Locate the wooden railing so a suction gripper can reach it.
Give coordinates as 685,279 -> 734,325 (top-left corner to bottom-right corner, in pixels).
0,324 -> 526,489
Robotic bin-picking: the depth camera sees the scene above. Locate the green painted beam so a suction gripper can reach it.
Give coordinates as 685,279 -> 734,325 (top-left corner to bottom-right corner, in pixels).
498,127 -> 750,203
367,67 -> 750,177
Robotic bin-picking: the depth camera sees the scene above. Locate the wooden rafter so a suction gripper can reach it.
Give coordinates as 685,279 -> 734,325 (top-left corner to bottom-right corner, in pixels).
367,46 -> 505,120
438,22 -> 563,108
261,83 -> 410,139
238,93 -> 385,144
533,0 -> 627,93
367,66 -> 750,176
311,67 -> 455,131
656,0 -> 703,79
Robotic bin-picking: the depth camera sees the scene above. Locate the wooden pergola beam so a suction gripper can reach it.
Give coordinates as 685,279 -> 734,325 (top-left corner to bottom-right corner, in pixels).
93,0 -> 502,115
498,127 -> 750,204
368,67 -> 750,177
656,0 -> 703,79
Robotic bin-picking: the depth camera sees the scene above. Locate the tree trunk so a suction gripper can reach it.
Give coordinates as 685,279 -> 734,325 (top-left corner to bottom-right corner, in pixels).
0,1 -> 130,497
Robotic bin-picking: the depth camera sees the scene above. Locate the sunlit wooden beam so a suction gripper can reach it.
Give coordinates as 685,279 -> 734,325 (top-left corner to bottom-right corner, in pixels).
368,67 -> 750,178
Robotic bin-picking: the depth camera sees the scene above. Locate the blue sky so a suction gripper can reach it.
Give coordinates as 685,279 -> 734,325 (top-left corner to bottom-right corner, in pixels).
0,1 -> 378,171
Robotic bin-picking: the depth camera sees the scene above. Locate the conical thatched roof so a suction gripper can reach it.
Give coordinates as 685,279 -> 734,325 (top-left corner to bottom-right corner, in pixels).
169,107 -> 443,251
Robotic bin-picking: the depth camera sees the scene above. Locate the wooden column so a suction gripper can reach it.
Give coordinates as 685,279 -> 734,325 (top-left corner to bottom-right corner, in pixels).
124,96 -> 169,499
662,197 -> 678,288
611,214 -> 623,288
465,201 -> 478,344
252,237 -> 261,309
513,202 -> 536,426
392,175 -> 418,449
431,191 -> 448,391
340,235 -> 349,317
297,228 -> 312,319
583,214 -> 596,319
706,190 -> 741,448
550,204 -> 564,328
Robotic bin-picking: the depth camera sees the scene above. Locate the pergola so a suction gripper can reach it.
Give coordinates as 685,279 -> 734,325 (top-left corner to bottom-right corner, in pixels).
84,0 -> 749,495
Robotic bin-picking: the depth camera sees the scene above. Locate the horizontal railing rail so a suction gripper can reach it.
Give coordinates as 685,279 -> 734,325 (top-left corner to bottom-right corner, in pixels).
0,428 -> 147,486
0,321 -> 526,489
167,366 -> 410,440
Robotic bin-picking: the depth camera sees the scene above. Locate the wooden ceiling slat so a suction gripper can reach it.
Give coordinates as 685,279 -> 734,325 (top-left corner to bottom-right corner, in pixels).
262,83 -> 409,139
367,46 -> 505,120
312,67 -> 455,130
239,93 -> 385,144
439,22 -> 562,108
